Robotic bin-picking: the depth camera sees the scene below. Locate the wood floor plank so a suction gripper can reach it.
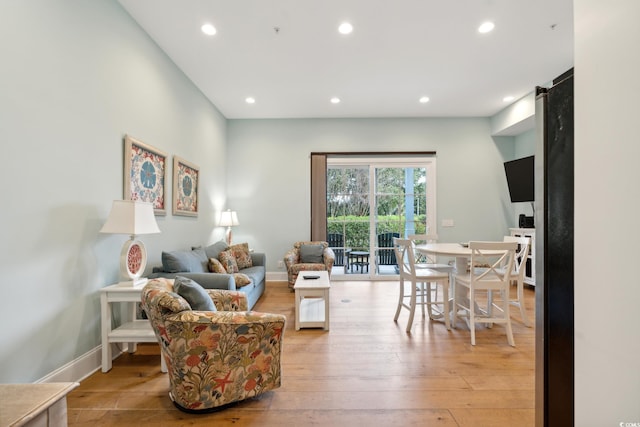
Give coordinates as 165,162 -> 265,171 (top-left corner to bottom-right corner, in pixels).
68,280 -> 536,426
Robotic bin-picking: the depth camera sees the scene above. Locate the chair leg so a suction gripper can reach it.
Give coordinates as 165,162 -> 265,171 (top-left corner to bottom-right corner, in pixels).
394,277 -> 404,321
469,288 -> 476,346
424,282 -> 431,318
442,280 -> 451,330
503,290 -> 515,347
452,283 -> 461,329
406,280 -> 417,332
516,279 -> 532,327
486,290 -> 494,328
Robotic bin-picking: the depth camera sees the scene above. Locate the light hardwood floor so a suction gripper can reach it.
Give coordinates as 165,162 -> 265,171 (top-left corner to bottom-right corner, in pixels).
67,280 -> 535,426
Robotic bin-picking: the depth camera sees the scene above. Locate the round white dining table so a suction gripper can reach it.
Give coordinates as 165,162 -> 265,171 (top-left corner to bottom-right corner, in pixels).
415,242 -> 505,274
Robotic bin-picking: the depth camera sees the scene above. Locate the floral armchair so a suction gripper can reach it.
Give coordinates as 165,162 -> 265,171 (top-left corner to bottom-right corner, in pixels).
284,241 -> 335,289
141,278 -> 286,413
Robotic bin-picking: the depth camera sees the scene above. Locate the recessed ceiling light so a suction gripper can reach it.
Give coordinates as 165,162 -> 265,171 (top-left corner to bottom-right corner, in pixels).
503,96 -> 515,102
338,22 -> 353,35
419,96 -> 430,104
330,97 -> 341,104
201,23 -> 217,36
478,21 -> 495,33
245,97 -> 256,104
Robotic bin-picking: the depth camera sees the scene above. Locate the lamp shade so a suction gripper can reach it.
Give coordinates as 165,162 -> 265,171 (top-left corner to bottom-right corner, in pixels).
100,200 -> 160,287
218,210 -> 239,227
100,200 -> 160,236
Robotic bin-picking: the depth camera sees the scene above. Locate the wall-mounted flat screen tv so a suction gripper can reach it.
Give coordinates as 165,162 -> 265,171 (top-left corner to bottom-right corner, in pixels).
504,155 -> 534,202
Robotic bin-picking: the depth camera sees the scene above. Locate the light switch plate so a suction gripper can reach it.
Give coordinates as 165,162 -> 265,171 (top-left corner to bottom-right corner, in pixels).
442,219 -> 455,227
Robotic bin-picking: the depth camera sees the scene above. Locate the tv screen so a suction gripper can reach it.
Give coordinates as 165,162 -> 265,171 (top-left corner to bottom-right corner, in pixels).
504,156 -> 534,202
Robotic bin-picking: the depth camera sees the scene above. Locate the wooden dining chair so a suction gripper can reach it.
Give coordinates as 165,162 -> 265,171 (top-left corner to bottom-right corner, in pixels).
393,238 -> 450,332
453,241 -> 517,346
495,235 -> 532,327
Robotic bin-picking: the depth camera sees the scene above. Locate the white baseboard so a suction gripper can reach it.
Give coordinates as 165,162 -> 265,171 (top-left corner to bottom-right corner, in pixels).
266,271 -> 288,281
37,345 -> 122,384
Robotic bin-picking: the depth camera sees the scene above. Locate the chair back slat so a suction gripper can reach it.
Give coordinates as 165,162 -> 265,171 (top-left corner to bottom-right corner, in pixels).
503,235 -> 530,280
378,232 -> 400,266
469,241 -> 517,286
408,234 -> 439,263
327,233 -> 345,266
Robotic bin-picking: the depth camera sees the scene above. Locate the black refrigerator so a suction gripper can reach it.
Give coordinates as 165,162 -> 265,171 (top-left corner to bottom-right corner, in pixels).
534,68 -> 574,427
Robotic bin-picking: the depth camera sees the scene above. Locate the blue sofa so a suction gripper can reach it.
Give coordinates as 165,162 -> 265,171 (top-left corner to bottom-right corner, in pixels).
148,241 -> 266,309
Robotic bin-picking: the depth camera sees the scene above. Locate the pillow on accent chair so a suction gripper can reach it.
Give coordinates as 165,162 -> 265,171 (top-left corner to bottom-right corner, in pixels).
173,276 -> 216,311
299,244 -> 324,263
219,249 -> 239,273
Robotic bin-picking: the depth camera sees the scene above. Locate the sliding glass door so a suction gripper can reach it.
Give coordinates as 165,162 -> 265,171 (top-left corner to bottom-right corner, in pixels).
327,156 -> 436,279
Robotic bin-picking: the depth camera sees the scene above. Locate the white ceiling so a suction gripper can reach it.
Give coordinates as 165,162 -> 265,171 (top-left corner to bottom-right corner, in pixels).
117,0 -> 573,120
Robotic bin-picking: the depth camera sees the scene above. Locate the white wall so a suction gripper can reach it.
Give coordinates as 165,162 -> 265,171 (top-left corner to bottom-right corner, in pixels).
0,0 -> 227,382
574,0 -> 640,424
227,118 -> 520,271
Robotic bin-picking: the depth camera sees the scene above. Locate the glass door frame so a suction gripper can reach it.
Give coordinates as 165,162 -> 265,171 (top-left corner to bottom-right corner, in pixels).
327,155 -> 437,280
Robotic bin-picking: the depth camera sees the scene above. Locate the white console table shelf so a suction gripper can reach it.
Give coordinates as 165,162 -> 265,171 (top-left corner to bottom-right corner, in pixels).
100,282 -> 165,373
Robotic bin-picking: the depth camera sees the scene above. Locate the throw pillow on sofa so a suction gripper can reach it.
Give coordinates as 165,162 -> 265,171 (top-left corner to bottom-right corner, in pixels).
233,273 -> 252,287
208,257 -> 227,274
229,242 -> 253,269
173,276 -> 217,312
219,249 -> 239,273
162,248 -> 208,273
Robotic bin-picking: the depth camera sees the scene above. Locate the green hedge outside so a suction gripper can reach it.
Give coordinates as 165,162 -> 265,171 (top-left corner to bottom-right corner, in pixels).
327,215 -> 427,250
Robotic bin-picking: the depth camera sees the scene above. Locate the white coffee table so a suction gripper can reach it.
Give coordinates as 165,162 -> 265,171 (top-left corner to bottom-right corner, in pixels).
294,270 -> 330,331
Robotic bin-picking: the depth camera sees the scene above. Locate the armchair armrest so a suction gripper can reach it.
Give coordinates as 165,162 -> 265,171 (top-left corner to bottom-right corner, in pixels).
283,248 -> 299,269
323,247 -> 335,271
206,289 -> 249,311
166,310 -> 286,327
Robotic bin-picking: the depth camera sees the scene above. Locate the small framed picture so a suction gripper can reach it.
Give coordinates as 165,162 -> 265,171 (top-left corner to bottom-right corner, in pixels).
173,156 -> 199,217
124,135 -> 167,215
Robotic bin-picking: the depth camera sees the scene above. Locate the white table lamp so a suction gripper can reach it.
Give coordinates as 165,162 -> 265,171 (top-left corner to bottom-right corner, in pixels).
219,209 -> 239,245
100,200 -> 160,287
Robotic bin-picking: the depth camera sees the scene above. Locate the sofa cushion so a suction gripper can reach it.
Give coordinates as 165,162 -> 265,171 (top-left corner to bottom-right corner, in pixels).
238,265 -> 265,289
299,244 -> 324,263
233,273 -> 252,288
173,276 -> 216,312
162,248 -> 208,273
208,257 -> 227,274
229,242 -> 253,269
219,249 -> 239,273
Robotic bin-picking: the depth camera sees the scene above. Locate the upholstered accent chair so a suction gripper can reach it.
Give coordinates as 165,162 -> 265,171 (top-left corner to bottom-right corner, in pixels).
284,241 -> 335,289
141,278 -> 286,413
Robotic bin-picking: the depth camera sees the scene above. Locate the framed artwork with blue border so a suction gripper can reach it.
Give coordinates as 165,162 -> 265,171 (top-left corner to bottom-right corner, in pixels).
124,135 -> 167,215
173,156 -> 199,217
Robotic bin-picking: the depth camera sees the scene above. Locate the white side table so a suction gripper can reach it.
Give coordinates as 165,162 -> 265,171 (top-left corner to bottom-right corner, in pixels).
293,271 -> 331,331
100,282 -> 166,373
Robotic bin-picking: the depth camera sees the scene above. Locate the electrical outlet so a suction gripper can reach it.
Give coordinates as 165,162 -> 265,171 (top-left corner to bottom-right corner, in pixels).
442,219 -> 455,227
277,260 -> 284,269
